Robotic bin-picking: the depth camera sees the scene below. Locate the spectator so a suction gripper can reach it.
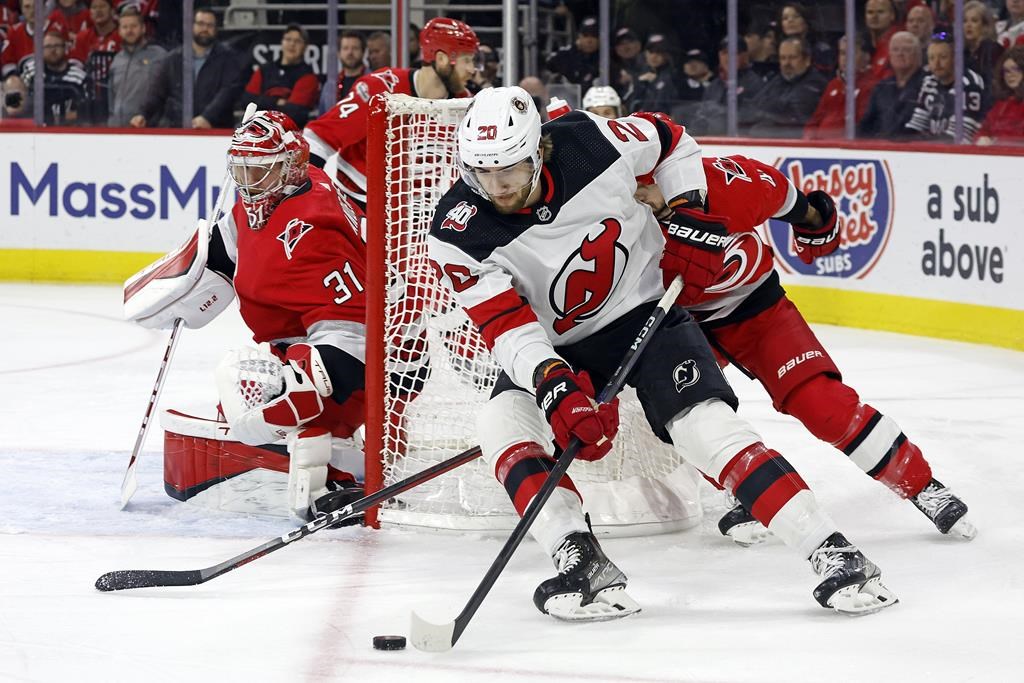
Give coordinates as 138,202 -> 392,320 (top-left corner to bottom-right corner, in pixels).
545,15 -> 600,91
744,35 -> 828,137
687,37 -> 766,136
744,19 -> 780,82
964,1 -> 1005,87
2,0 -> 41,85
518,75 -> 549,120
631,33 -> 677,115
859,31 -> 926,139
37,26 -> 88,125
48,0 -> 90,36
611,26 -> 645,108
366,31 -> 390,71
677,49 -> 715,101
131,7 -> 247,129
470,43 -> 500,92
804,34 -> 878,140
996,0 -> 1024,48
408,23 -> 422,68
240,24 -> 319,127
905,3 -> 935,57
779,2 -> 835,73
866,0 -> 902,79
977,45 -> 1024,144
318,30 -> 367,114
1,68 -> 27,118
905,33 -> 989,141
582,84 -> 622,118
107,5 -> 165,126
70,0 -> 121,65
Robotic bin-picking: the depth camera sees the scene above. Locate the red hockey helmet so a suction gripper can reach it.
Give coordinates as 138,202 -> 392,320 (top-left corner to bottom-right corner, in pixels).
420,17 -> 480,62
227,110 -> 310,230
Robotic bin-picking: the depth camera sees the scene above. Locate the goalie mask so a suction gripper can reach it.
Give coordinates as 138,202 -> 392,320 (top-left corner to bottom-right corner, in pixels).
227,110 -> 310,231
458,86 -> 543,212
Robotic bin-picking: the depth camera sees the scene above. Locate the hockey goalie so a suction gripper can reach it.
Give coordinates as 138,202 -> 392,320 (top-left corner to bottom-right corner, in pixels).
123,111 -> 424,522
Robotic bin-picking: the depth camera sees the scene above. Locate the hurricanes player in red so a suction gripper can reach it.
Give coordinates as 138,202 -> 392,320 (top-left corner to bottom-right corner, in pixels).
303,16 -> 480,207
634,153 -> 977,543
124,111 -> 373,523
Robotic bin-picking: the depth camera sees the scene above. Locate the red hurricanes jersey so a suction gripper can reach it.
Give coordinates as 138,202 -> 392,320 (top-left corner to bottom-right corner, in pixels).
70,25 -> 121,64
304,67 -> 469,204
1,22 -> 32,78
48,8 -> 91,36
304,67 -> 416,203
684,155 -> 797,322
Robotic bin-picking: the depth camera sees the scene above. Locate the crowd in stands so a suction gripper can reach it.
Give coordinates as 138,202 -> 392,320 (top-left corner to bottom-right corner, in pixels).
1,0 -> 1021,145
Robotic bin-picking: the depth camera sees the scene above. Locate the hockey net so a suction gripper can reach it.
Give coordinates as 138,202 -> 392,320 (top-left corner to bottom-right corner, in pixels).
364,93 -> 700,535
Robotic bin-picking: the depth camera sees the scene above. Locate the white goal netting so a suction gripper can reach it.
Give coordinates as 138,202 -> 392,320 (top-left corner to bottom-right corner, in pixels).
366,94 -> 700,535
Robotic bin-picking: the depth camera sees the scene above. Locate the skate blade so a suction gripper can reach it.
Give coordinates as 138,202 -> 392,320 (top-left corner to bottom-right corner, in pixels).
947,516 -> 977,541
725,522 -> 773,547
828,576 -> 899,616
545,585 -> 641,622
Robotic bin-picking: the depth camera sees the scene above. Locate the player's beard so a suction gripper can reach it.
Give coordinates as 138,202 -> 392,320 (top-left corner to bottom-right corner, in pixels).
436,62 -> 466,95
491,183 -> 533,214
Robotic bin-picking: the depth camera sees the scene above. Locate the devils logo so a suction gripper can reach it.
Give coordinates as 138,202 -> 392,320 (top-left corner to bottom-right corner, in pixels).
550,218 -> 628,335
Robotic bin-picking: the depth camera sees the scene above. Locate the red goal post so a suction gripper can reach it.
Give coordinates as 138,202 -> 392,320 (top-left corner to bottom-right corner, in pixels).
364,93 -> 701,534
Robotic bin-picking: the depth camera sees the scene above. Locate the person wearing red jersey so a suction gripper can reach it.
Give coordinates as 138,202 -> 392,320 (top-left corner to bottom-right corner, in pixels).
633,154 -> 976,544
48,0 -> 91,37
69,0 -> 120,66
303,16 -> 479,207
124,111 -> 371,522
2,0 -> 42,82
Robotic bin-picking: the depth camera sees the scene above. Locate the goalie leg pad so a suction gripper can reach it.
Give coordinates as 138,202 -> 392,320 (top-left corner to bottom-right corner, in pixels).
287,427 -> 332,517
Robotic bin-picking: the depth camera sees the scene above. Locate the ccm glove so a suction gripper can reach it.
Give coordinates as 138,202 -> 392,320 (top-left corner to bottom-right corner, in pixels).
659,208 -> 731,305
791,190 -> 840,264
533,360 -> 619,462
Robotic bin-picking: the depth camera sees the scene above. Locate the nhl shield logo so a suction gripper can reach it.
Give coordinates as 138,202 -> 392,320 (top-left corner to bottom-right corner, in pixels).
277,218 -> 314,260
672,359 -> 700,392
536,205 -> 552,222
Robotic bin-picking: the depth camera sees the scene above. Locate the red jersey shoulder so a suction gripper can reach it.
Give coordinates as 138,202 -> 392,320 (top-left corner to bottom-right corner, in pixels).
704,155 -> 790,230
350,67 -> 413,104
270,168 -> 365,259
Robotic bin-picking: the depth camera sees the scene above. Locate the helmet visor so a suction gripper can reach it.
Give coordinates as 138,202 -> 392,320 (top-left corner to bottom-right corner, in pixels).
460,155 -> 540,203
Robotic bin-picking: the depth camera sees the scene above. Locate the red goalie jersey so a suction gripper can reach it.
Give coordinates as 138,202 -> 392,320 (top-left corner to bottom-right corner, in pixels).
212,165 -> 368,437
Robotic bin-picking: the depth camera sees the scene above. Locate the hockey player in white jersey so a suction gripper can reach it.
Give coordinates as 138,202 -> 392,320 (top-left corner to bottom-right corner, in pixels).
427,86 -> 898,619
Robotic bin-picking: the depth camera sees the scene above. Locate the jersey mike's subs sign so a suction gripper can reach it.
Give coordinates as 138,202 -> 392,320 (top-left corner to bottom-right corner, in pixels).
0,130 -> 1020,349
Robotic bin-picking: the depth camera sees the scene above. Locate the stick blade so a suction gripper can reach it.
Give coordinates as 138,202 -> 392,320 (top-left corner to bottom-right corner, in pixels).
119,468 -> 137,510
95,569 -> 203,592
409,611 -> 456,652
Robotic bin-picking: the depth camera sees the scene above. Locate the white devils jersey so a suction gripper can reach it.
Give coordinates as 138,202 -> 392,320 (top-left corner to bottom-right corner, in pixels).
428,110 -> 705,389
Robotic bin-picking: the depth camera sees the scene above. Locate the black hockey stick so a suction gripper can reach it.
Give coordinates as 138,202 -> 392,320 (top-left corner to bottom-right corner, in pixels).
409,275 -> 685,652
96,444 -> 483,591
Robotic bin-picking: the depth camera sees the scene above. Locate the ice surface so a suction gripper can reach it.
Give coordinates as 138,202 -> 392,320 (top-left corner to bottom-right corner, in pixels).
1,283 -> 1022,682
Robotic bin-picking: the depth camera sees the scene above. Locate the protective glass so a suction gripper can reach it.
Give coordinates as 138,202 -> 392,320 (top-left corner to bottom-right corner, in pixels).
460,154 -> 540,201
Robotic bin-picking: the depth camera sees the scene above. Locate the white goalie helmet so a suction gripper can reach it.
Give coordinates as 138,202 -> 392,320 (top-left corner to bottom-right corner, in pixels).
458,86 -> 543,201
582,86 -> 622,115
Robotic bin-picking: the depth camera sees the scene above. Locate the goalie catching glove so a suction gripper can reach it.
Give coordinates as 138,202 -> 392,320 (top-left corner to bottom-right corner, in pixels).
791,190 -> 840,264
216,343 -> 333,445
533,360 -> 618,462
659,208 -> 731,305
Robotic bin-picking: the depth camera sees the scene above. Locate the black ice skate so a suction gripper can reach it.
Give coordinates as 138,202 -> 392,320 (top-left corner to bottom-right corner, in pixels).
305,480 -> 365,527
718,498 -> 772,546
911,479 -> 976,540
809,532 -> 898,616
533,532 -> 640,622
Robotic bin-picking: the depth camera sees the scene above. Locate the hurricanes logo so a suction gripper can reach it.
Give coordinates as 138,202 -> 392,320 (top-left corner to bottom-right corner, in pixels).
550,218 -> 627,335
672,359 -> 700,392
766,158 -> 893,279
711,156 -> 753,185
277,218 -> 314,260
441,201 -> 477,232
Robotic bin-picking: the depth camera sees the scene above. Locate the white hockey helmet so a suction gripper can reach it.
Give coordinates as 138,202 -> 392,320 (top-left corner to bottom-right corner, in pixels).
582,85 -> 622,116
458,86 -> 543,201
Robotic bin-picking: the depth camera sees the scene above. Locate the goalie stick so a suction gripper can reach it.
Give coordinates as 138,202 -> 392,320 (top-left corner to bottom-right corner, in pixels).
410,275 -> 685,652
97,444 -> 483,591
119,102 -> 259,509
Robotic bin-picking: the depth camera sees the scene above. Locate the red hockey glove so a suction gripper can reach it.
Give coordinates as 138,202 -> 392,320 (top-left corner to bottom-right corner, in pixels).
791,190 -> 840,264
659,208 -> 731,305
533,360 -> 619,462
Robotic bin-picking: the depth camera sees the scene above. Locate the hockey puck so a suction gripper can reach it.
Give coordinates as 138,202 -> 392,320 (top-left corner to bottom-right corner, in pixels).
372,635 -> 406,651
